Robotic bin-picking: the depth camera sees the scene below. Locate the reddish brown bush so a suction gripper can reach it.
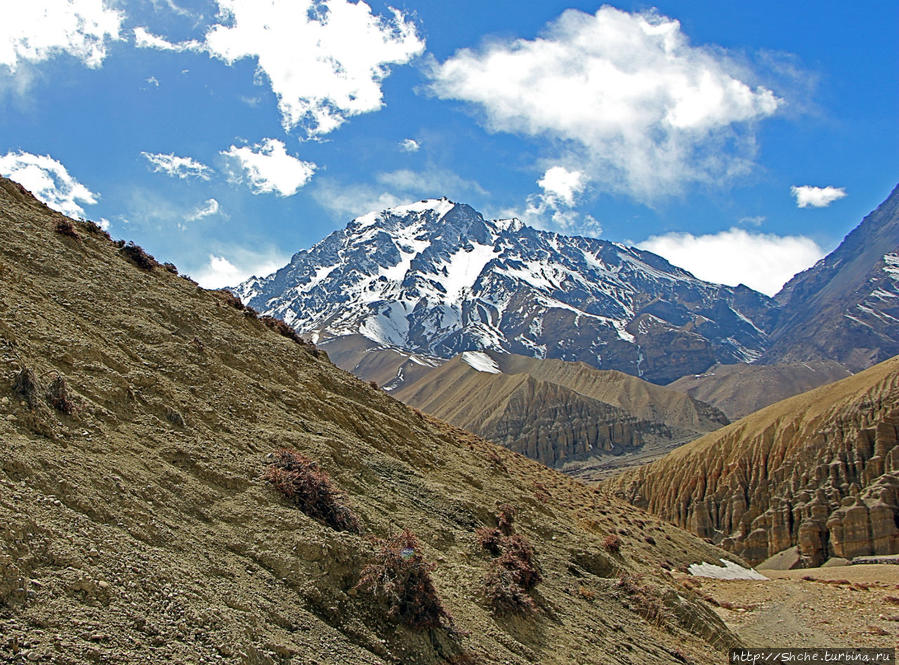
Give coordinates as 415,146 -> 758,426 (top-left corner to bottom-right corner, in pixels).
54,219 -> 79,239
474,527 -> 503,556
162,262 -> 179,274
12,367 -> 38,407
368,380 -> 379,390
120,242 -> 158,270
264,448 -> 360,533
217,289 -> 245,310
603,533 -> 622,553
354,530 -> 454,629
46,375 -> 74,414
615,574 -> 668,625
260,315 -> 306,345
483,564 -> 536,615
477,505 -> 541,615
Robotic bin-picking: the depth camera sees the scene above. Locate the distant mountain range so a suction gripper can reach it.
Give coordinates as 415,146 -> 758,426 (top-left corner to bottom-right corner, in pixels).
236,198 -> 777,384
236,184 -> 899,387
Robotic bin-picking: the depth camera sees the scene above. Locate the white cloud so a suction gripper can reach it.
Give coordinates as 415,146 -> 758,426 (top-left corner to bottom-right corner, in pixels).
142,152 -> 213,180
399,138 -> 420,152
133,27 -> 202,52
538,166 -> 584,207
187,198 -> 220,221
192,249 -> 288,289
639,228 -> 824,296
222,138 -> 316,196
145,75 -> 159,87
200,0 -> 424,136
312,168 -> 486,220
429,6 -> 781,201
0,150 -> 98,218
0,0 -> 123,72
791,185 -> 847,208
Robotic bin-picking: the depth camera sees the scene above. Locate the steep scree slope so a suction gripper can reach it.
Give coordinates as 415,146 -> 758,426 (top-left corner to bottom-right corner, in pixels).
0,177 -> 739,664
611,356 -> 899,568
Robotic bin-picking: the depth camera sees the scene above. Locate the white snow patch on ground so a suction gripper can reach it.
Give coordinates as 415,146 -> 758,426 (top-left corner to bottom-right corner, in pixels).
389,198 -> 455,218
359,302 -> 409,347
439,243 -> 498,303
461,351 -> 500,374
688,559 -> 767,580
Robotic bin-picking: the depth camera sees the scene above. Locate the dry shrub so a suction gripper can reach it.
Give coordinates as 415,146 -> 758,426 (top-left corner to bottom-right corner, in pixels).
54,219 -> 79,239
368,380 -> 379,390
217,289 -> 245,310
264,448 -> 360,533
260,315 -> 306,345
477,505 -> 542,615
162,262 -> 179,275
12,368 -> 39,407
354,530 -> 454,630
483,565 -> 536,615
46,375 -> 74,414
616,574 -> 669,625
81,220 -> 111,240
603,534 -> 622,553
120,242 -> 158,270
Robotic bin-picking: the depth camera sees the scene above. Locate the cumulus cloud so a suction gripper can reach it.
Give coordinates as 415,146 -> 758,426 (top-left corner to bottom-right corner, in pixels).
0,0 -> 123,72
639,228 -> 824,296
142,152 -> 213,180
399,138 -> 420,152
791,185 -> 847,208
538,166 -> 584,207
0,150 -> 98,218
429,6 -> 781,201
186,198 -> 220,221
222,138 -> 316,196
200,0 -> 424,136
192,249 -> 288,289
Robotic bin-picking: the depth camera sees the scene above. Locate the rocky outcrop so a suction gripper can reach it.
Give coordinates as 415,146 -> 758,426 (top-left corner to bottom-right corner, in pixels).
611,357 -> 899,566
395,352 -> 728,474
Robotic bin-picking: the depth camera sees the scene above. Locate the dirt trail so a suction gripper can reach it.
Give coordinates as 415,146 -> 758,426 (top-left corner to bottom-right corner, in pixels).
687,565 -> 899,649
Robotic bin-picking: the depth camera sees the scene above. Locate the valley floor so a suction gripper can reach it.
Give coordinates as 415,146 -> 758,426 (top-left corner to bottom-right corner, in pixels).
686,564 -> 899,650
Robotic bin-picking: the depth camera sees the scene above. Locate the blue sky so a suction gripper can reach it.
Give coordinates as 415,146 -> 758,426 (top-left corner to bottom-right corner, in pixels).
0,0 -> 896,295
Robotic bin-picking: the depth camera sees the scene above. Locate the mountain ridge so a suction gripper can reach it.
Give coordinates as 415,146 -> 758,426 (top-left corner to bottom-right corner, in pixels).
236,198 -> 777,384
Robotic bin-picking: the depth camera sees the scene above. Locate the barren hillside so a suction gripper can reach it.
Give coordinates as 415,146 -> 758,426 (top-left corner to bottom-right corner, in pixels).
0,176 -> 740,664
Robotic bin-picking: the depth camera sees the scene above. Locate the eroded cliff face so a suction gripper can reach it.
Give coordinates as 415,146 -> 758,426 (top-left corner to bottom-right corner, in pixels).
611,357 -> 899,567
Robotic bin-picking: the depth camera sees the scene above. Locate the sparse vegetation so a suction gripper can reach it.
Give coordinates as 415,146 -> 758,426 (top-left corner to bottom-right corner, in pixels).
217,289 -> 245,310
46,375 -> 75,414
354,529 -> 454,630
615,574 -> 669,625
603,533 -> 622,553
477,504 -> 542,615
120,242 -> 158,270
162,262 -> 179,274
12,367 -> 38,407
54,219 -> 79,239
264,448 -> 360,533
260,315 -> 306,345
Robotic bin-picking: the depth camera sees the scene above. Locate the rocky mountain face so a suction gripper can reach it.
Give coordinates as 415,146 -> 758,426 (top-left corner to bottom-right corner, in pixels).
0,177 -> 742,663
610,356 -> 899,568
394,352 -> 728,479
236,199 -> 777,384
763,184 -> 899,370
667,360 -> 852,420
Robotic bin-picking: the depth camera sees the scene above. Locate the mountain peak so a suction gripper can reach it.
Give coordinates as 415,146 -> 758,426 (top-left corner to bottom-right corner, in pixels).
236,198 -> 777,383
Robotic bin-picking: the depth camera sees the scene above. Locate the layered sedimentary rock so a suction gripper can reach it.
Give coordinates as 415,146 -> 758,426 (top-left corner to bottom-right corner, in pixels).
611,357 -> 899,566
395,352 -> 728,472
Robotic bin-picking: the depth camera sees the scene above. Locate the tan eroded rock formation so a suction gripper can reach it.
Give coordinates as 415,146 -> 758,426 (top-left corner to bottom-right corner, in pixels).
611,357 -> 899,567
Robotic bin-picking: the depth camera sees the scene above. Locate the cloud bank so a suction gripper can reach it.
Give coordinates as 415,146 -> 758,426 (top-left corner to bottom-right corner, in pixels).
142,152 -> 213,180
639,228 -> 824,296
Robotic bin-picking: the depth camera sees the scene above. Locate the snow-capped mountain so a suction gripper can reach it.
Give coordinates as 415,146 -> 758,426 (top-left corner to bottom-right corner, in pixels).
235,198 -> 777,384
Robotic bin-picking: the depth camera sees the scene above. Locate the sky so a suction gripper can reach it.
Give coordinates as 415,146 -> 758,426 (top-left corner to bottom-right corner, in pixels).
0,0 -> 896,296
